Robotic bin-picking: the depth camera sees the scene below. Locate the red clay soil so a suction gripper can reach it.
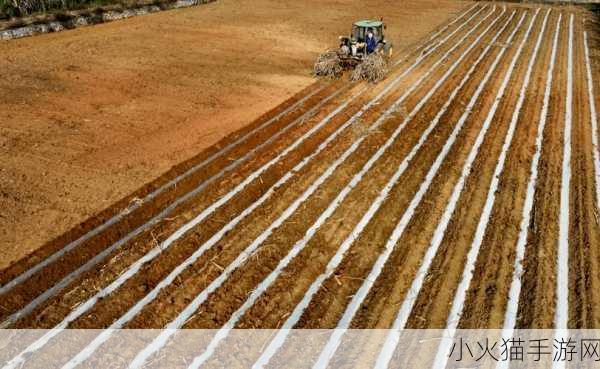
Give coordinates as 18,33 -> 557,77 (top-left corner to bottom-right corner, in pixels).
0,0 -> 468,269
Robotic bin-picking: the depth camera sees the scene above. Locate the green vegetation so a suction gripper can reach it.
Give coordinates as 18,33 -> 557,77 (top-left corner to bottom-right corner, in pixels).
0,0 -> 120,19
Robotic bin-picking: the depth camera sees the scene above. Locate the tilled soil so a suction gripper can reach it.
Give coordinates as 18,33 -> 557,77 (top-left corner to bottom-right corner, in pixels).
0,0 -> 467,270
2,1 -> 600,367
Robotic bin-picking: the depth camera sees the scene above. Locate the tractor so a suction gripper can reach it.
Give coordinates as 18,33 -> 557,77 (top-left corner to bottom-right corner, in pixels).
337,19 -> 393,68
314,19 -> 393,82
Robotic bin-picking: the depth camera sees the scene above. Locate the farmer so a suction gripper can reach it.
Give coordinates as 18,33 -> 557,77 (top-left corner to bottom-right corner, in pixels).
366,28 -> 377,54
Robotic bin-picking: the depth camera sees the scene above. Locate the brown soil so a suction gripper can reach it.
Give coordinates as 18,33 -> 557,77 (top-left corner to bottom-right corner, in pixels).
204,9 -> 506,330
567,10 -> 600,329
516,8 -> 568,329
345,8 -> 530,329
3,2 -> 600,345
457,9 -> 556,329
294,9 -> 518,330
0,0 -> 467,270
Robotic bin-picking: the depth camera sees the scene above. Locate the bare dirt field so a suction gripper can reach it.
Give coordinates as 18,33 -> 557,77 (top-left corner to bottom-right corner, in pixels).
2,1 -> 600,367
0,0 -> 467,269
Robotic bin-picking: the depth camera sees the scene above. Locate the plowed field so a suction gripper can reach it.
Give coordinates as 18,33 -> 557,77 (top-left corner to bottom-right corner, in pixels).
2,2 -> 600,368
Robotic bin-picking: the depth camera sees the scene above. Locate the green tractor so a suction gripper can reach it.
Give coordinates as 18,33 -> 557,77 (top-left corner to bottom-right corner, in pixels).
314,19 -> 392,81
338,19 -> 393,68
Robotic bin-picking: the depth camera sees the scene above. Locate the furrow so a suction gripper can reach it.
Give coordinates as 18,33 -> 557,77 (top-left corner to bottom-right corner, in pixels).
556,12 -> 573,331
429,8 -> 550,369
373,8 -> 542,368
497,12 -> 561,344
309,10 -> 520,369
515,7 -> 568,330
0,82 -> 350,328
0,82 -> 328,293
0,6 -> 489,369
124,8 -> 501,369
568,13 -> 600,329
182,9 -> 514,369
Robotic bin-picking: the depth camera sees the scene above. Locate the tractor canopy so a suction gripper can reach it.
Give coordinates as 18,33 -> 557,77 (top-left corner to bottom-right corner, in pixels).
352,20 -> 384,42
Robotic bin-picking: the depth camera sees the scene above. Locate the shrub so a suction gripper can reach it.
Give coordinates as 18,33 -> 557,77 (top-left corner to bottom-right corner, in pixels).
0,0 -> 118,18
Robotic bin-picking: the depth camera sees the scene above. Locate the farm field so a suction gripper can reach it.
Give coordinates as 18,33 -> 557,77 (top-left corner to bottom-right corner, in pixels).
0,0 -> 466,269
2,1 -> 600,368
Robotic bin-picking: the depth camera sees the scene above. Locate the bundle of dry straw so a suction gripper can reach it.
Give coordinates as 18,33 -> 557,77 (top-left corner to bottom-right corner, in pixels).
350,53 -> 389,83
313,50 -> 343,78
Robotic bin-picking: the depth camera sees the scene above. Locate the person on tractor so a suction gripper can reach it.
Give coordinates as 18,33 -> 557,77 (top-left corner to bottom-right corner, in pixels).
365,28 -> 377,54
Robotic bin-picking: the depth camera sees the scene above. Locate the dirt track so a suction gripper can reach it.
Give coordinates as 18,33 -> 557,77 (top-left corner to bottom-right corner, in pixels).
2,1 -> 600,367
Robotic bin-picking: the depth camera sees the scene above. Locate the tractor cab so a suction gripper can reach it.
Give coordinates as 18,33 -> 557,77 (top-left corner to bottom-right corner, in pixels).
351,20 -> 384,43
338,19 -> 392,67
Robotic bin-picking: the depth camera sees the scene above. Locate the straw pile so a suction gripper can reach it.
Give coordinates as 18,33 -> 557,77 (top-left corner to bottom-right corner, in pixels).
350,53 -> 389,83
314,50 -> 343,78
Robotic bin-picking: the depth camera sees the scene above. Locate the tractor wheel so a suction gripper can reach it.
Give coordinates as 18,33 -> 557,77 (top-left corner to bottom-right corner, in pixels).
384,43 -> 393,59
